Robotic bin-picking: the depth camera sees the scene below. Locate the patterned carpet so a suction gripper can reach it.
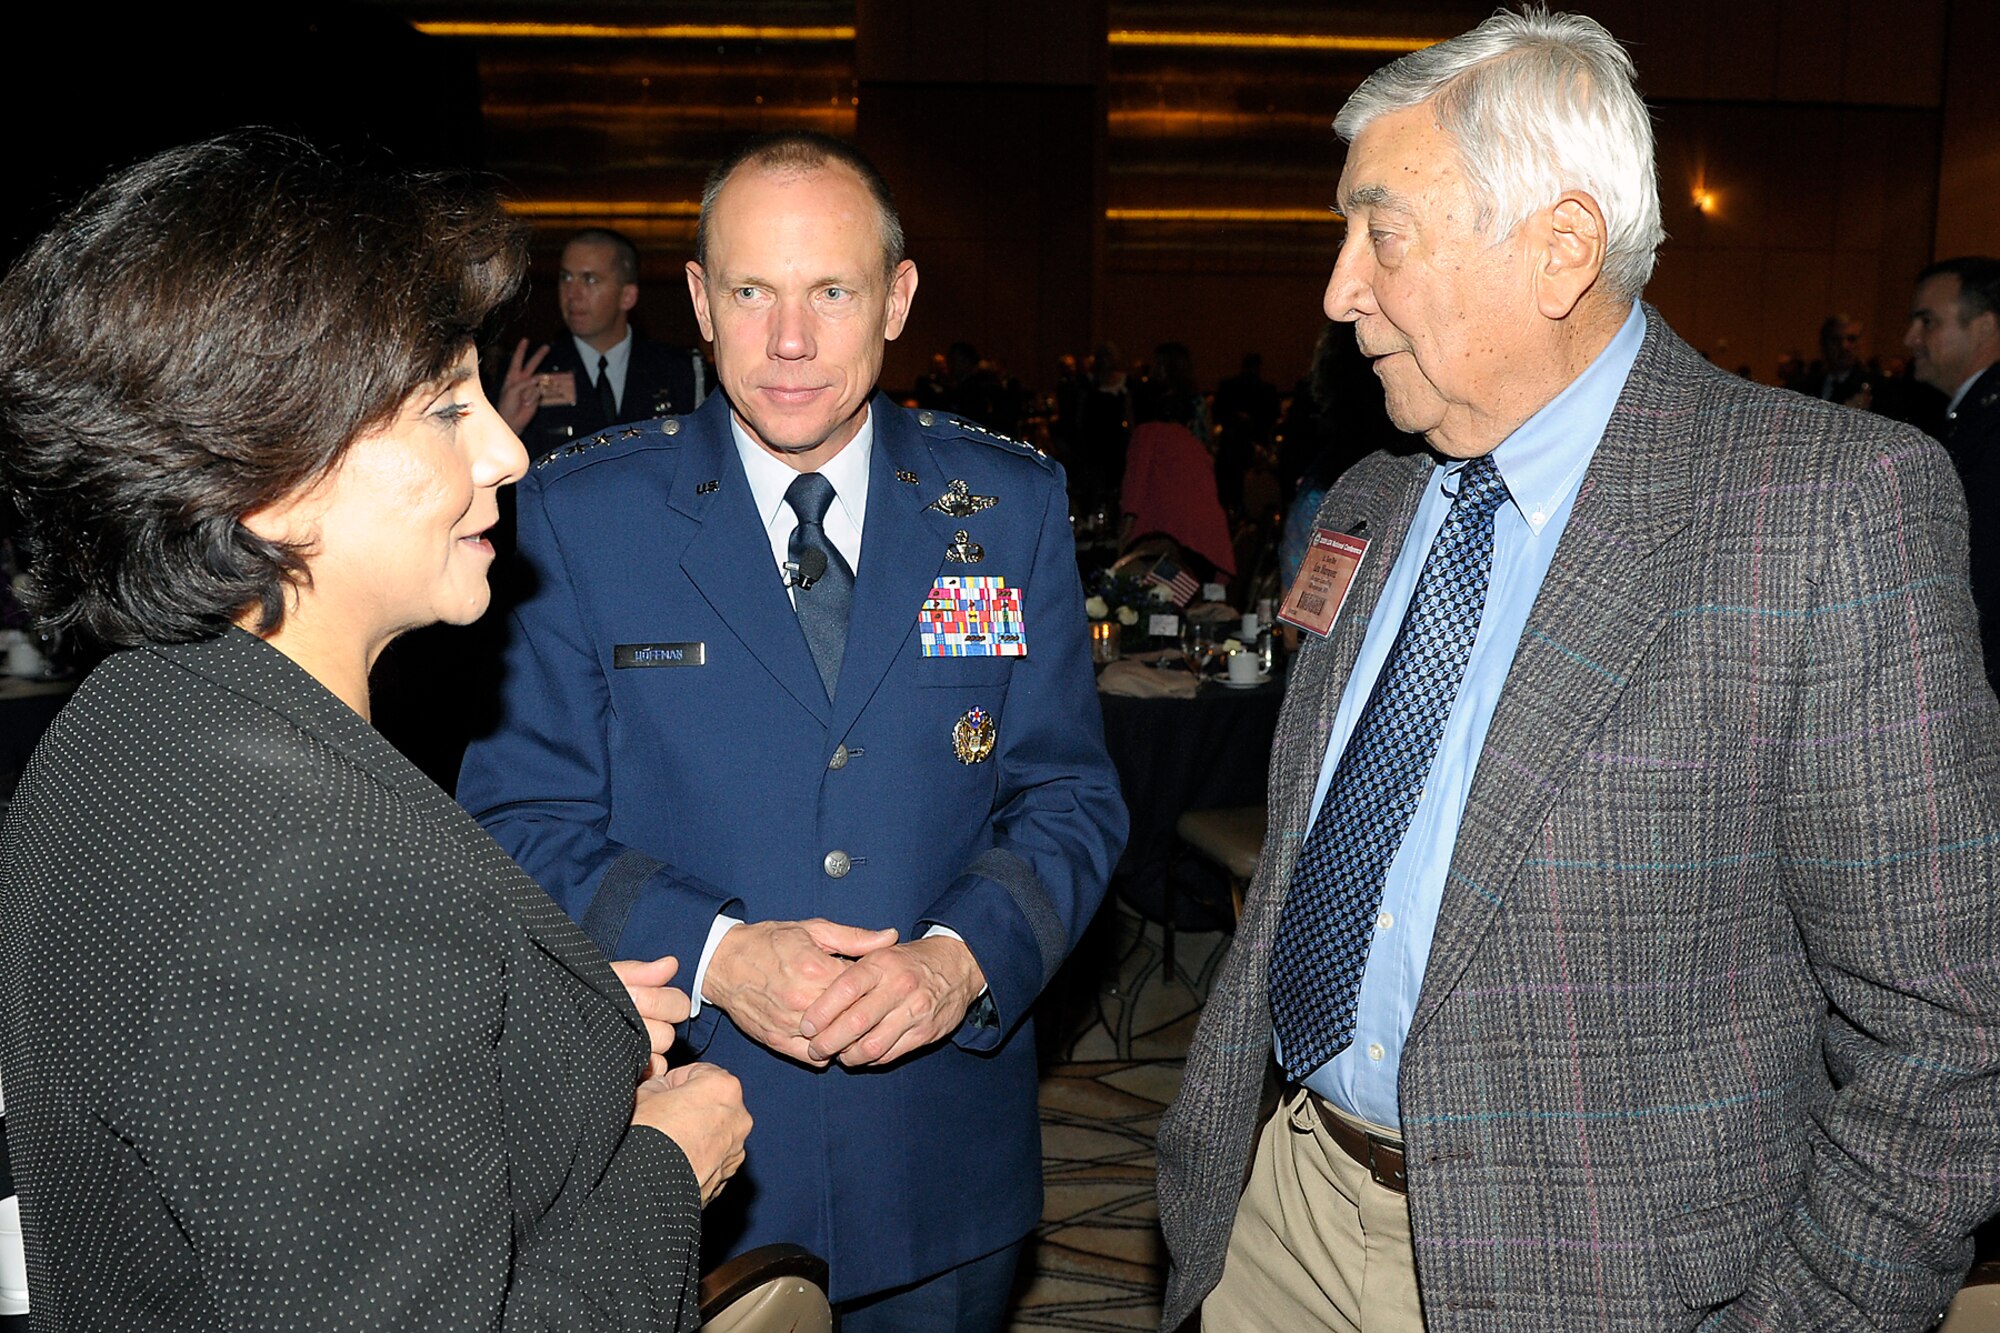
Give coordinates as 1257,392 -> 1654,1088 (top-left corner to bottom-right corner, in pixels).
1009,900 -> 1233,1332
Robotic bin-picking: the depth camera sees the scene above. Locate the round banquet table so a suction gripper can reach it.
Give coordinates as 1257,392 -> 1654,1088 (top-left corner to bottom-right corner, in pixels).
1097,667 -> 1283,927
0,676 -> 73,791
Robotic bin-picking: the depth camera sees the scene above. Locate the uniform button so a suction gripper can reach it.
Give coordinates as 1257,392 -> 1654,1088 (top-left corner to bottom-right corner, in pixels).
1376,911 -> 1393,931
828,744 -> 850,770
823,850 -> 852,878
662,417 -> 681,436
917,411 -> 935,427
1367,1042 -> 1385,1062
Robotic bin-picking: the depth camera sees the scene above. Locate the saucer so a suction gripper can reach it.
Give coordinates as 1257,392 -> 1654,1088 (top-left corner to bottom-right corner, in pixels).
1217,670 -> 1271,689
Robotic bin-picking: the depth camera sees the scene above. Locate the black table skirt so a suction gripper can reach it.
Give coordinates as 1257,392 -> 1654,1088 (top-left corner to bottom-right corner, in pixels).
1098,675 -> 1283,926
0,684 -> 71,785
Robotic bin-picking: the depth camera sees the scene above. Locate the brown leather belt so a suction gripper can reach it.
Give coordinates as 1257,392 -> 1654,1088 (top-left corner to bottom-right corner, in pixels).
1303,1091 -> 1408,1194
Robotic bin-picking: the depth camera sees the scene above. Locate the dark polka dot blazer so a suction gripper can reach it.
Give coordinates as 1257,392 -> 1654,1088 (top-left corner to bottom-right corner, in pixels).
0,629 -> 701,1330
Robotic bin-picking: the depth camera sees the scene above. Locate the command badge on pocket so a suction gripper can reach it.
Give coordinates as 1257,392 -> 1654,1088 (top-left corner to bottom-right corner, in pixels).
953,706 -> 997,764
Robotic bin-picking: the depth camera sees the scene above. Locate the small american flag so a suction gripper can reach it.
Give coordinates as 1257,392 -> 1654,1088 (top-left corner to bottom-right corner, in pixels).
1143,554 -> 1199,607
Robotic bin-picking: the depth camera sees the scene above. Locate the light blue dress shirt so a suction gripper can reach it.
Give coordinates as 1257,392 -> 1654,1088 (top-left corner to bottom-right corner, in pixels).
1277,303 -> 1646,1131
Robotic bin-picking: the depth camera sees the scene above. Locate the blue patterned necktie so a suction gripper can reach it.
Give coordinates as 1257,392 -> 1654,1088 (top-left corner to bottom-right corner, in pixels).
785,471 -> 855,698
1267,453 -> 1510,1078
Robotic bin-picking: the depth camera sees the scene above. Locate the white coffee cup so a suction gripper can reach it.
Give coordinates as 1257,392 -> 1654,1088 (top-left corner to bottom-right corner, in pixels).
7,636 -> 45,678
1226,650 -> 1261,684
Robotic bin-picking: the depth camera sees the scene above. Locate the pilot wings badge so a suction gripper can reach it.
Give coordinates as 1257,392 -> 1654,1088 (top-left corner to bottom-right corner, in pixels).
928,479 -> 998,519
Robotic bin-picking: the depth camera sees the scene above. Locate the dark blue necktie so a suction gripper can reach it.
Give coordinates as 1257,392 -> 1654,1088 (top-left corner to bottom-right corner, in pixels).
1267,453 -> 1510,1078
785,471 -> 854,698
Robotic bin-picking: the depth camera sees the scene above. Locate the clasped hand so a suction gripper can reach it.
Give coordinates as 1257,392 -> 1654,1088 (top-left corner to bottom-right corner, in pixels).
613,955 -> 751,1206
704,919 -> 987,1069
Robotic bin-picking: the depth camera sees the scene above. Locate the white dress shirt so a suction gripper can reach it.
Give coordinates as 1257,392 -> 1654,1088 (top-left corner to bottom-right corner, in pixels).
731,409 -> 874,594
573,329 -> 633,412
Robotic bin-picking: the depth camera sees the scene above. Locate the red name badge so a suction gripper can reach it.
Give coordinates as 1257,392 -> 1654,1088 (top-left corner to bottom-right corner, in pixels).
1278,528 -> 1369,639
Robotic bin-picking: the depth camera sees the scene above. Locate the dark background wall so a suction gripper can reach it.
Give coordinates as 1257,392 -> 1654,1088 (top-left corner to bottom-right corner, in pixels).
3,7 -> 482,254
8,1 -> 1995,399
854,0 -> 1104,405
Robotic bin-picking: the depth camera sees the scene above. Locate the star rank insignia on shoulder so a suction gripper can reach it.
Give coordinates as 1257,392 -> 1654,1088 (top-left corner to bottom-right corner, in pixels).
535,431 -> 613,470
913,408 -> 1050,466
929,478 -> 999,518
533,415 -> 683,472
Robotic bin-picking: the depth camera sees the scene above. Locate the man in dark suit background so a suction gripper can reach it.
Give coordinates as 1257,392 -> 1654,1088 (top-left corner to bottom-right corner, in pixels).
460,133 -> 1124,1331
1908,256 -> 2000,687
498,227 -> 707,459
1809,311 -> 1872,409
1156,11 -> 2000,1331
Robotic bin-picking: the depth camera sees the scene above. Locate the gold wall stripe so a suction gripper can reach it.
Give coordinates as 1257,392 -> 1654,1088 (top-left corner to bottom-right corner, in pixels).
1109,30 -> 1433,53
505,203 -> 1339,225
1107,207 -> 1339,223
504,201 -> 703,219
415,22 -> 855,42
418,22 -> 1427,52
504,200 -> 1344,223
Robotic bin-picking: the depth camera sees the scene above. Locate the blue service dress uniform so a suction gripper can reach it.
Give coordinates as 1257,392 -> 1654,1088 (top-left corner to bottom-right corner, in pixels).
458,391 -> 1127,1302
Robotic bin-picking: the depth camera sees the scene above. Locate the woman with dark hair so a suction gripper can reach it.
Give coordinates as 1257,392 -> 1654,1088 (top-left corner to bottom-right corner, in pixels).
0,132 -> 747,1330
1134,340 -> 1210,440
1276,321 -> 1424,589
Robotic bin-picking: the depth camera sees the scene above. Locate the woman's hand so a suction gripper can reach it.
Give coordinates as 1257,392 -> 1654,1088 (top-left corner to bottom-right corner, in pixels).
610,955 -> 691,1057
632,1062 -> 751,1206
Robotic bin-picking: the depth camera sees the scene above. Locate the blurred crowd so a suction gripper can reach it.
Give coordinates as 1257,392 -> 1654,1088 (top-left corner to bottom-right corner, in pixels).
901,258 -> 2000,656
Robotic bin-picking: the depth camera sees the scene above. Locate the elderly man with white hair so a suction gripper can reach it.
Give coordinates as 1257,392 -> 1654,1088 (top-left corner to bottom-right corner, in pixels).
1156,8 -> 2000,1331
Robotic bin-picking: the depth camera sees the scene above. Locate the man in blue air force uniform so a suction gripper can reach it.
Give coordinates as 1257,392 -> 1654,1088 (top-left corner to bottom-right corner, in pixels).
459,132 -> 1125,1331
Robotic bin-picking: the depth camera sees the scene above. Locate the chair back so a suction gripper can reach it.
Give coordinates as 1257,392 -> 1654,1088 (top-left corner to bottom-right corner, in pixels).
1942,1261 -> 2000,1332
699,1243 -> 831,1333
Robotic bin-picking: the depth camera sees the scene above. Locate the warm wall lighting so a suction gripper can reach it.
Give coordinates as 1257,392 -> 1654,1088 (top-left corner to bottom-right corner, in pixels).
482,105 -> 854,133
1110,107 -> 1338,135
1109,30 -> 1435,53
1107,207 -> 1340,223
419,20 -> 1424,53
504,201 -> 703,220
507,202 -> 1338,229
414,22 -> 855,42
1692,187 -> 1719,215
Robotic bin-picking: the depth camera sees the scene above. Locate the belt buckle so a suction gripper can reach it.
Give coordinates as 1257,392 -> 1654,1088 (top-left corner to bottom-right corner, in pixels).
1364,1134 -> 1406,1192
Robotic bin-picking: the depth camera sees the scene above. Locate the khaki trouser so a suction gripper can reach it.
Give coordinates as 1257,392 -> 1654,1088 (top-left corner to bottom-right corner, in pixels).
1203,1087 -> 1426,1333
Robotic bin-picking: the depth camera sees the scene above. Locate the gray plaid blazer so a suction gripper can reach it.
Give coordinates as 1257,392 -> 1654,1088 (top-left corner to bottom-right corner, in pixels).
1156,307 -> 2000,1331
